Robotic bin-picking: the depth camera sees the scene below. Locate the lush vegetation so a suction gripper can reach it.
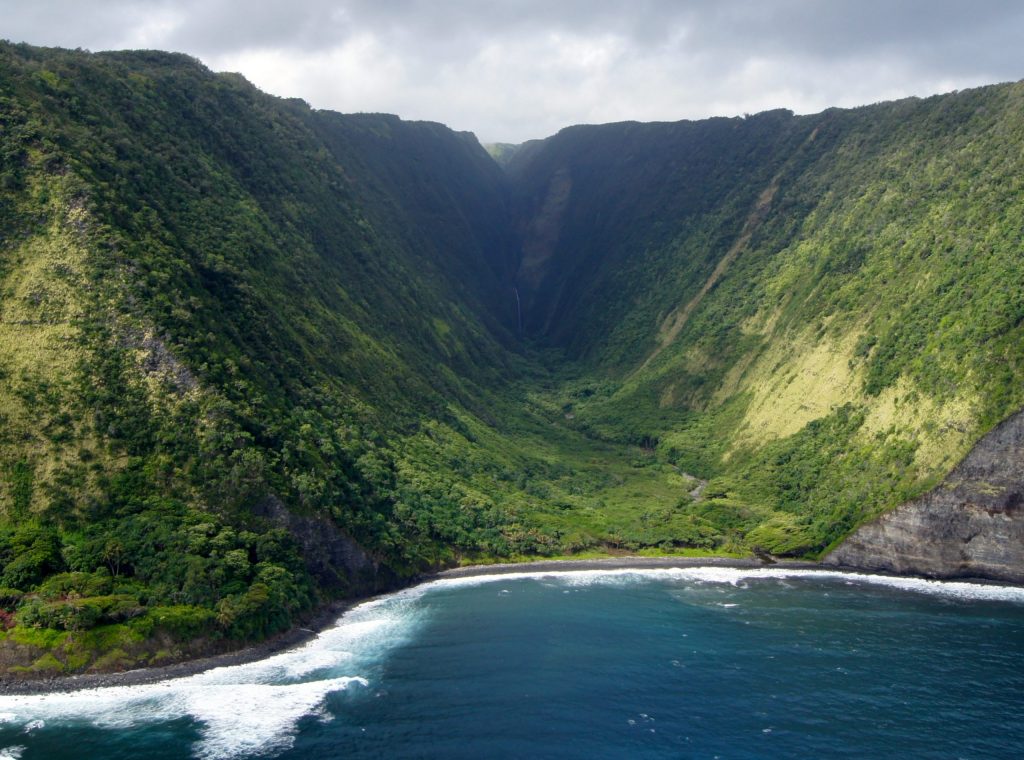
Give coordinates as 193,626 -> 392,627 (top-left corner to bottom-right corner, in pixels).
1,42 -> 1022,674
510,85 -> 1024,555
0,42 -> 524,673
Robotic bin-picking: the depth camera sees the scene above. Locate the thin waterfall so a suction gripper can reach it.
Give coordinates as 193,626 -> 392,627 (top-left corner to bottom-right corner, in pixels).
513,286 -> 522,337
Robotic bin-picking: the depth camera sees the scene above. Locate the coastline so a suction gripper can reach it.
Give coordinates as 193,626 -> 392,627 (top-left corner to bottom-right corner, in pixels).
5,553 -> 992,696
0,555 -> 789,695
34,549 -> 1015,700
435,554 -> 797,577
0,598 -> 355,696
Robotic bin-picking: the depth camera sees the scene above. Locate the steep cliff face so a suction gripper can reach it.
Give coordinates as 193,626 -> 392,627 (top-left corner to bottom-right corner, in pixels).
825,410 -> 1024,582
0,43 -> 529,672
505,111 -> 804,357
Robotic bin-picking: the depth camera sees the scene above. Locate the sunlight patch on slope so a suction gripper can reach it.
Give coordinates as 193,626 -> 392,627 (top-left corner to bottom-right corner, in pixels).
859,376 -> 981,473
724,328 -> 866,453
0,174 -> 92,514
704,305 -> 787,407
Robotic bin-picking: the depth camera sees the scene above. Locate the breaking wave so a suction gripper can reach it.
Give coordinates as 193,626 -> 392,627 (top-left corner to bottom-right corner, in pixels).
0,591 -> 427,759
421,565 -> 1024,604
0,564 -> 1019,758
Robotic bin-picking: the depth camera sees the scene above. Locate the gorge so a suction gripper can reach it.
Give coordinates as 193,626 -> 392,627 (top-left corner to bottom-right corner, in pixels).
1,41 -> 1024,675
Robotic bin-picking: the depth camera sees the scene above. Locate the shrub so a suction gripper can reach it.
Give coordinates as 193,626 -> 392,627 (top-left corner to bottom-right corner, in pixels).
146,605 -> 217,640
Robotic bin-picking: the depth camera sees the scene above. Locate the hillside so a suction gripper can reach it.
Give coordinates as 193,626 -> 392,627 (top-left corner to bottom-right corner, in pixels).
509,86 -> 1024,556
0,43 -> 538,673
1,42 -> 1023,674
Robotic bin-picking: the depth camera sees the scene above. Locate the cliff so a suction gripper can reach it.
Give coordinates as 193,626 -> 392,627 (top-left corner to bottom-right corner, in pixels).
825,410 -> 1024,582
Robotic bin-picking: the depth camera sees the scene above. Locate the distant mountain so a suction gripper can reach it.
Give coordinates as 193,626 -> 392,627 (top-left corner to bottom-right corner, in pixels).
2,41 -> 1023,674
483,141 -> 520,167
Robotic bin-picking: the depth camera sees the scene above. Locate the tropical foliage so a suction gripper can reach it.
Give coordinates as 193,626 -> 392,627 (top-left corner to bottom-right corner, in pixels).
1,41 -> 1022,672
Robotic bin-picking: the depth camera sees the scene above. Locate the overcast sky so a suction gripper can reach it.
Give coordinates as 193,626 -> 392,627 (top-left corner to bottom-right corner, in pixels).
3,1 -> 1023,143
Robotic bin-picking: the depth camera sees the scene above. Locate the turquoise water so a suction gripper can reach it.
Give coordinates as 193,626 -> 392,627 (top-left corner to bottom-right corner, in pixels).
1,567 -> 1023,759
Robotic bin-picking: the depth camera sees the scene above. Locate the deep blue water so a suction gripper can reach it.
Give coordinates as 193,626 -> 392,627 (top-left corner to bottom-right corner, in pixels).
1,567 -> 1023,759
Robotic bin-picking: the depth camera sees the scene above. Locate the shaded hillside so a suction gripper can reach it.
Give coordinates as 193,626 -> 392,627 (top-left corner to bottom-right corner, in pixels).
510,82 -> 1024,556
506,109 -> 810,363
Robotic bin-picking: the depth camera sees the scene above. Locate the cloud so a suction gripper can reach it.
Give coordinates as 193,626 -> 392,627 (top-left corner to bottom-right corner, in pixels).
2,1 -> 1023,142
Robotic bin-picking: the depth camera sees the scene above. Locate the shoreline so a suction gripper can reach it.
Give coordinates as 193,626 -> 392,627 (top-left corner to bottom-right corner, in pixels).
0,597 -> 356,696
0,556 -> 785,696
1,554 -> 1008,696
435,554 -> 800,577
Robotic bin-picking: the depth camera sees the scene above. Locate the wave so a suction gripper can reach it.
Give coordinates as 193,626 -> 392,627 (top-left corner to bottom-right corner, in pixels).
1,564 -> 1019,758
426,566 -> 1024,603
0,593 -> 425,759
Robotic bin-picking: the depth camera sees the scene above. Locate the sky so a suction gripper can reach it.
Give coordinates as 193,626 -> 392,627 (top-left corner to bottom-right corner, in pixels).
2,1 -> 1024,143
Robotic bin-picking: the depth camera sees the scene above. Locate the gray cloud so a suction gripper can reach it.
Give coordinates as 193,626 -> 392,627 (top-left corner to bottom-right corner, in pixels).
2,1 -> 1023,142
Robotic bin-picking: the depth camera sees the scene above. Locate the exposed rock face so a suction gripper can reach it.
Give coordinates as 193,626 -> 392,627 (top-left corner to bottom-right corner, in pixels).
825,409 -> 1024,582
254,496 -> 394,595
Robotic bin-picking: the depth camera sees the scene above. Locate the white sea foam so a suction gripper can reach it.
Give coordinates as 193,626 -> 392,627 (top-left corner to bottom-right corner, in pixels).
0,592 -> 426,759
421,565 -> 1024,603
1,675 -> 368,758
0,563 -> 1019,758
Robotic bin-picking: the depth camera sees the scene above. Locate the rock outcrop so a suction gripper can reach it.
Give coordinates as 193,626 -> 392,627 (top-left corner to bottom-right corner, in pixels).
825,409 -> 1024,582
254,496 -> 393,594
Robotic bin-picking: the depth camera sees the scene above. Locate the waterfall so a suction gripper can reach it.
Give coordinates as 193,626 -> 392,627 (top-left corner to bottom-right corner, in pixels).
513,286 -> 522,336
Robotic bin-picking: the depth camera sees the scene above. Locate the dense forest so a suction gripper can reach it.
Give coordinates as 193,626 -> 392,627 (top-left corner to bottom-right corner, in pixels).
1,42 -> 1022,674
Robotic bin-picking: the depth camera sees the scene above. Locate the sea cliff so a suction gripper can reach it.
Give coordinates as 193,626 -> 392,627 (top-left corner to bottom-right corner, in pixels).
826,410 -> 1024,582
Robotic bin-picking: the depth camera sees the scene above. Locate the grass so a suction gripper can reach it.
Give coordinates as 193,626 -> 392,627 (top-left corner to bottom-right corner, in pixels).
725,327 -> 866,450
456,546 -> 749,567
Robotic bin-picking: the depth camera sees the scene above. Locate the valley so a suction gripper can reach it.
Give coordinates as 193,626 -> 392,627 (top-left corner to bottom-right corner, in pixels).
1,41 -> 1023,674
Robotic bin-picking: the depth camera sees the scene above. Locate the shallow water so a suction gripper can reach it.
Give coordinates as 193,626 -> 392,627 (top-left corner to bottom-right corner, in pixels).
2,567 -> 1023,759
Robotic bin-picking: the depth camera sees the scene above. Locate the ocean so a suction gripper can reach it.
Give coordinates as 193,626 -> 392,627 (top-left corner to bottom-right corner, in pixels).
1,567 -> 1022,759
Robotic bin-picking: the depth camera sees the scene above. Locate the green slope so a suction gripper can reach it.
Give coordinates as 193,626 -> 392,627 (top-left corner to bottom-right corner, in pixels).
510,82 -> 1024,556
1,42 -> 1023,674
0,43 -> 530,672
